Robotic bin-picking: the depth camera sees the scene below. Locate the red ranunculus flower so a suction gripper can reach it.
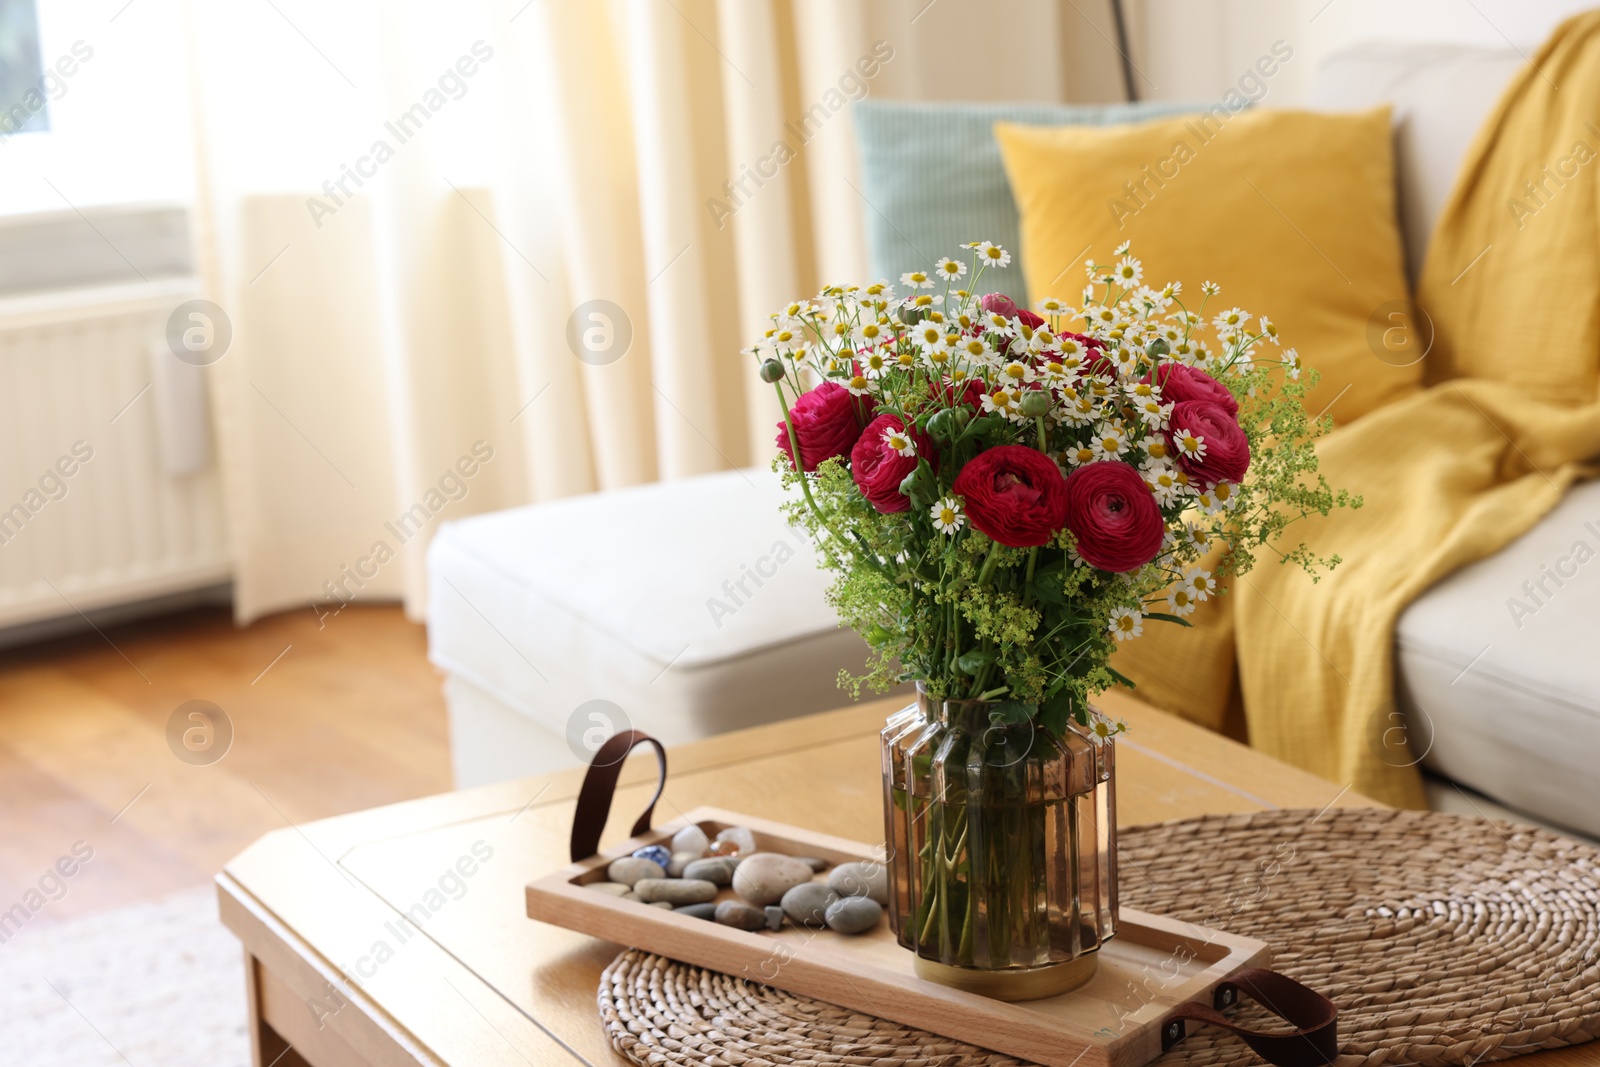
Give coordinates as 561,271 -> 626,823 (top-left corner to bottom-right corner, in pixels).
1146,363 -> 1238,417
851,413 -> 932,513
1167,400 -> 1250,488
979,292 -> 1044,330
952,445 -> 1069,548
1063,461 -> 1164,573
1064,331 -> 1115,376
934,376 -> 987,411
776,381 -> 873,472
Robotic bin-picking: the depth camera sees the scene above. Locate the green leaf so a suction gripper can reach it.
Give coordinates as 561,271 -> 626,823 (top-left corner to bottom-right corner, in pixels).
1039,690 -> 1074,737
1106,666 -> 1137,690
988,699 -> 1036,725
1029,574 -> 1067,605
956,649 -> 994,674
1143,612 -> 1194,627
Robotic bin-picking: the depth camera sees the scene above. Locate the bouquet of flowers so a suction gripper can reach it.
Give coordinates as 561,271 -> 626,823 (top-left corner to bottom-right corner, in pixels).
750,241 -> 1357,740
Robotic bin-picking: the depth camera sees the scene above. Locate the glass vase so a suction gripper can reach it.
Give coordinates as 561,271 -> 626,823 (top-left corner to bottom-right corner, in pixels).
880,685 -> 1117,1001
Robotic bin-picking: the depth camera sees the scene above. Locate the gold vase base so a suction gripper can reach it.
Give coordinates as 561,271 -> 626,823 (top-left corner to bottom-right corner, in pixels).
912,952 -> 1098,1002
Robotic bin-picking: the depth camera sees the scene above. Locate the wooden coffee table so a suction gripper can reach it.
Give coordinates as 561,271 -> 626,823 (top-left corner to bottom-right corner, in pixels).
216,693 -> 1595,1067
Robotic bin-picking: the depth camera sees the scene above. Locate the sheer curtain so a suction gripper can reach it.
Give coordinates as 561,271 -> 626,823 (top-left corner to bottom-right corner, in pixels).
183,0 -> 1122,623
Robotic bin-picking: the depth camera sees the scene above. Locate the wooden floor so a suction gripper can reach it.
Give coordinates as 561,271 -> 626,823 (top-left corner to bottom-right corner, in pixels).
0,604 -> 451,926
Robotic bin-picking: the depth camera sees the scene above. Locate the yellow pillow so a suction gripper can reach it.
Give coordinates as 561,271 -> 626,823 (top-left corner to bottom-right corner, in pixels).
995,107 -> 1419,424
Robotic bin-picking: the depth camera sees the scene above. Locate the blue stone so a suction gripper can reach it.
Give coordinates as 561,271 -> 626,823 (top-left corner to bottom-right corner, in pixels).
632,844 -> 672,868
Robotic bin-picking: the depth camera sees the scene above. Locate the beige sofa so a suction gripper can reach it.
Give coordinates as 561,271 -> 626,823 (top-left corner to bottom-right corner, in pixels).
428,42 -> 1600,843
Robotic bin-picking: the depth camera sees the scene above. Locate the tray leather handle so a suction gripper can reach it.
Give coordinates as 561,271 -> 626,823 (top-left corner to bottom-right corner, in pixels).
1163,967 -> 1338,1067
570,729 -> 669,863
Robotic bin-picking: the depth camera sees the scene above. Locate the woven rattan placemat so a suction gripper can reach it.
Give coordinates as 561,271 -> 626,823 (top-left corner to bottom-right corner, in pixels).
598,808 -> 1600,1067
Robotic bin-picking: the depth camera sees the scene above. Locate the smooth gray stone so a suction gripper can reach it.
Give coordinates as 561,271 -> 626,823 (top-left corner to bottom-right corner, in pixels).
764,905 -> 783,931
585,881 -> 633,897
649,900 -> 674,909
666,851 -> 699,877
824,896 -> 883,935
732,853 -> 814,906
682,857 -> 738,886
607,856 -> 665,887
674,903 -> 717,921
781,882 -> 839,927
634,878 -> 718,905
827,861 -> 889,905
714,900 -> 768,931
796,856 -> 828,872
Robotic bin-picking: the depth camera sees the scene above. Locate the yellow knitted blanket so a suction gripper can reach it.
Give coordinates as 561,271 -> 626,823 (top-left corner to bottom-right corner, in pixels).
1115,12 -> 1600,807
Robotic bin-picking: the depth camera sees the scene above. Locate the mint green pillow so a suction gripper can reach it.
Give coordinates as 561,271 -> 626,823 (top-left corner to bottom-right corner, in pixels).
853,100 -> 1203,306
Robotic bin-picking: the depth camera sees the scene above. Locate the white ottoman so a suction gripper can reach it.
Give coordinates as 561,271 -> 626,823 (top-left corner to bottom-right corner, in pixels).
426,468 -> 891,787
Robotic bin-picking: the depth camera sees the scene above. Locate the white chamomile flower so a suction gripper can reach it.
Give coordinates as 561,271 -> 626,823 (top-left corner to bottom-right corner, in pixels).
903,292 -> 942,312
1171,426 -> 1207,461
862,280 -> 892,298
1113,240 -> 1132,256
955,335 -> 993,362
1259,316 -> 1280,343
1039,360 -> 1077,388
1064,442 -> 1098,467
1200,280 -> 1221,297
974,241 -> 1012,268
769,322 -> 805,354
1112,256 -> 1143,287
1160,281 -> 1182,299
883,426 -> 917,457
1186,569 -> 1219,600
1212,306 -> 1249,333
859,348 -> 892,379
846,373 -> 872,397
1135,398 -> 1174,430
1141,458 -> 1184,505
982,310 -> 1015,335
930,496 -> 965,534
900,269 -> 933,290
1110,346 -> 1142,377
1090,425 -> 1128,458
912,322 -> 946,349
997,360 -> 1034,388
1059,392 -> 1097,427
1088,716 -> 1124,743
1285,348 -> 1303,381
854,320 -> 890,349
1108,606 -> 1144,641
981,387 -> 1024,420
1037,296 -> 1070,316
1206,480 -> 1239,511
1085,305 -> 1120,330
1181,522 -> 1210,551
1168,584 -> 1198,617
935,257 -> 966,280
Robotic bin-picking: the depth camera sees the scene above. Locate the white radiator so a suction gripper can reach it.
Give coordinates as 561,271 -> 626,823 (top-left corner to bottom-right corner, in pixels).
0,278 -> 232,631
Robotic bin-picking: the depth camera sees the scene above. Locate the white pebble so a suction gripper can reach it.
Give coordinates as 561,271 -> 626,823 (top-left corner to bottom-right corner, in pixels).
671,825 -> 710,857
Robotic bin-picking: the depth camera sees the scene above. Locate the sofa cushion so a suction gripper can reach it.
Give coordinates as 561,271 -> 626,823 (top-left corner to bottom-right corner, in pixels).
1395,479 -> 1600,837
852,99 -> 1200,306
1305,42 -> 1523,282
995,106 -> 1419,425
426,468 -> 880,756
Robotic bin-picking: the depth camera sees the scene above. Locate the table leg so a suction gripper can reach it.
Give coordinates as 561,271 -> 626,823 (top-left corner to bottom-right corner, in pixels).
245,950 -> 313,1067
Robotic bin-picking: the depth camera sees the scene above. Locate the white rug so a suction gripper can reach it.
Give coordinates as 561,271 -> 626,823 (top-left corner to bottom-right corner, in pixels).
0,885 -> 250,1067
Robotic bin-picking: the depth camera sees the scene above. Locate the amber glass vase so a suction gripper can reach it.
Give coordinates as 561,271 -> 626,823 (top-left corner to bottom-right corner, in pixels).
881,686 -> 1117,1001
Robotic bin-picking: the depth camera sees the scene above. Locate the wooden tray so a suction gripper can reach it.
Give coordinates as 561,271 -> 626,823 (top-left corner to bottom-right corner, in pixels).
526,806 -> 1270,1067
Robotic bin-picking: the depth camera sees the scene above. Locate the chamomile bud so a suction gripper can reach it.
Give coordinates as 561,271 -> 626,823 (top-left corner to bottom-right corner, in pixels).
759,359 -> 786,384
1019,390 -> 1052,418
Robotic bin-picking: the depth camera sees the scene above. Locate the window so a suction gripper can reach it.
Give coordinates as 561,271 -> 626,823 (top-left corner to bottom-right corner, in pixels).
0,0 -> 48,137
